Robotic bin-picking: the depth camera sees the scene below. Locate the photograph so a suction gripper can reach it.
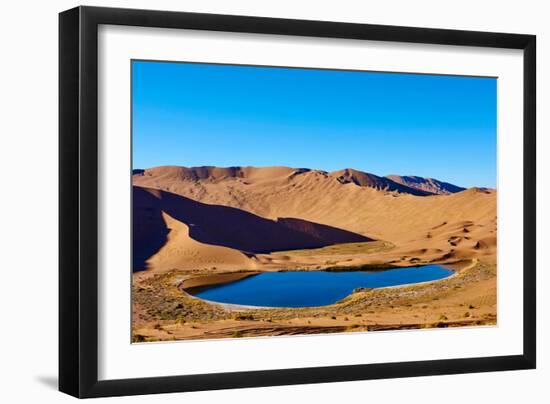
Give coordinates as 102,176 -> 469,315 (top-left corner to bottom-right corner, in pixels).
131,60 -> 497,343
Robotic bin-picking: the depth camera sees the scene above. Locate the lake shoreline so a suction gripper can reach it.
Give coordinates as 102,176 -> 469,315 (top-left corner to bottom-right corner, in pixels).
132,258 -> 495,342
180,263 -> 459,309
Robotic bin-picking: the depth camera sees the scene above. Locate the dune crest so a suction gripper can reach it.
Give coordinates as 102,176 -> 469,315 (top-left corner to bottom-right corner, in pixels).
135,165 -> 299,183
146,212 -> 256,272
330,168 -> 432,196
386,175 -> 466,195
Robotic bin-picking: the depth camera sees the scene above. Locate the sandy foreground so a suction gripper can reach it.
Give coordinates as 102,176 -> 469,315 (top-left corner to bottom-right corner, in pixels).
131,166 -> 497,342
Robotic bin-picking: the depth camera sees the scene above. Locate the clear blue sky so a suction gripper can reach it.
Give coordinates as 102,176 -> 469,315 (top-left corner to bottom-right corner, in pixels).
132,60 -> 496,188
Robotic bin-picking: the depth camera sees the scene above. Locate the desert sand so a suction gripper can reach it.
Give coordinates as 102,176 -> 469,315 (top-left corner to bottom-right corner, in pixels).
131,166 -> 497,342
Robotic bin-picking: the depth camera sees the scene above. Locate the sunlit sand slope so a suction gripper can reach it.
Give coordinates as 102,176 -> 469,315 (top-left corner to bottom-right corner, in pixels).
133,166 -> 496,267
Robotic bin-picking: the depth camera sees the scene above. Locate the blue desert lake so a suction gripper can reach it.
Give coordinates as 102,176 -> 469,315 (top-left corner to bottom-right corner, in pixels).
188,265 -> 454,308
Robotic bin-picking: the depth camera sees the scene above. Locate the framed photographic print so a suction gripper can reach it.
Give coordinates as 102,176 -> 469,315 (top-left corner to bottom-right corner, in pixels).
59,6 -> 536,398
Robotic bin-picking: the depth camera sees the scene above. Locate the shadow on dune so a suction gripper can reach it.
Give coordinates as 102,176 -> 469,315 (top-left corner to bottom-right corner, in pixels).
133,186 -> 371,271
276,217 -> 372,244
133,187 -> 170,271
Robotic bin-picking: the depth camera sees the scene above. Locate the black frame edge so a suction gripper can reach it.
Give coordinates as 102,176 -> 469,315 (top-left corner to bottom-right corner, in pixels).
84,355 -> 532,398
59,5 -> 537,398
522,35 -> 536,369
59,6 -> 81,398
78,3 -> 100,397
82,5 -> 533,49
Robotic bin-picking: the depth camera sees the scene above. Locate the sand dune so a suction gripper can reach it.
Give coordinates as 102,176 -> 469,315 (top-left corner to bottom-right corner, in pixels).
133,185 -> 371,271
146,212 -> 256,272
133,165 -> 297,183
386,174 -> 466,195
330,168 -> 432,196
277,217 -> 372,244
133,165 -> 455,196
132,165 -> 497,342
133,166 -> 496,270
133,186 -> 170,271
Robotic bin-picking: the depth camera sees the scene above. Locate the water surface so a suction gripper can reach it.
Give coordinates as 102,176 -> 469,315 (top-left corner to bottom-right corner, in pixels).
188,265 -> 453,308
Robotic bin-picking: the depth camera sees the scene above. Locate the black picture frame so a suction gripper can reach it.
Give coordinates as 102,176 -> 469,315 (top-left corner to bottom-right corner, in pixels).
59,5 -> 536,398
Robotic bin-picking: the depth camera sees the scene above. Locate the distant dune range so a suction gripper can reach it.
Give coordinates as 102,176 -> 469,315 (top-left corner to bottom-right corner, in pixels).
133,166 -> 496,272
386,174 -> 466,195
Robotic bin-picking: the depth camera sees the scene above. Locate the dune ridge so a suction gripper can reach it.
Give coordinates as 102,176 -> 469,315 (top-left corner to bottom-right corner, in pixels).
134,165 -> 468,195
330,168 -> 432,196
386,174 -> 466,195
